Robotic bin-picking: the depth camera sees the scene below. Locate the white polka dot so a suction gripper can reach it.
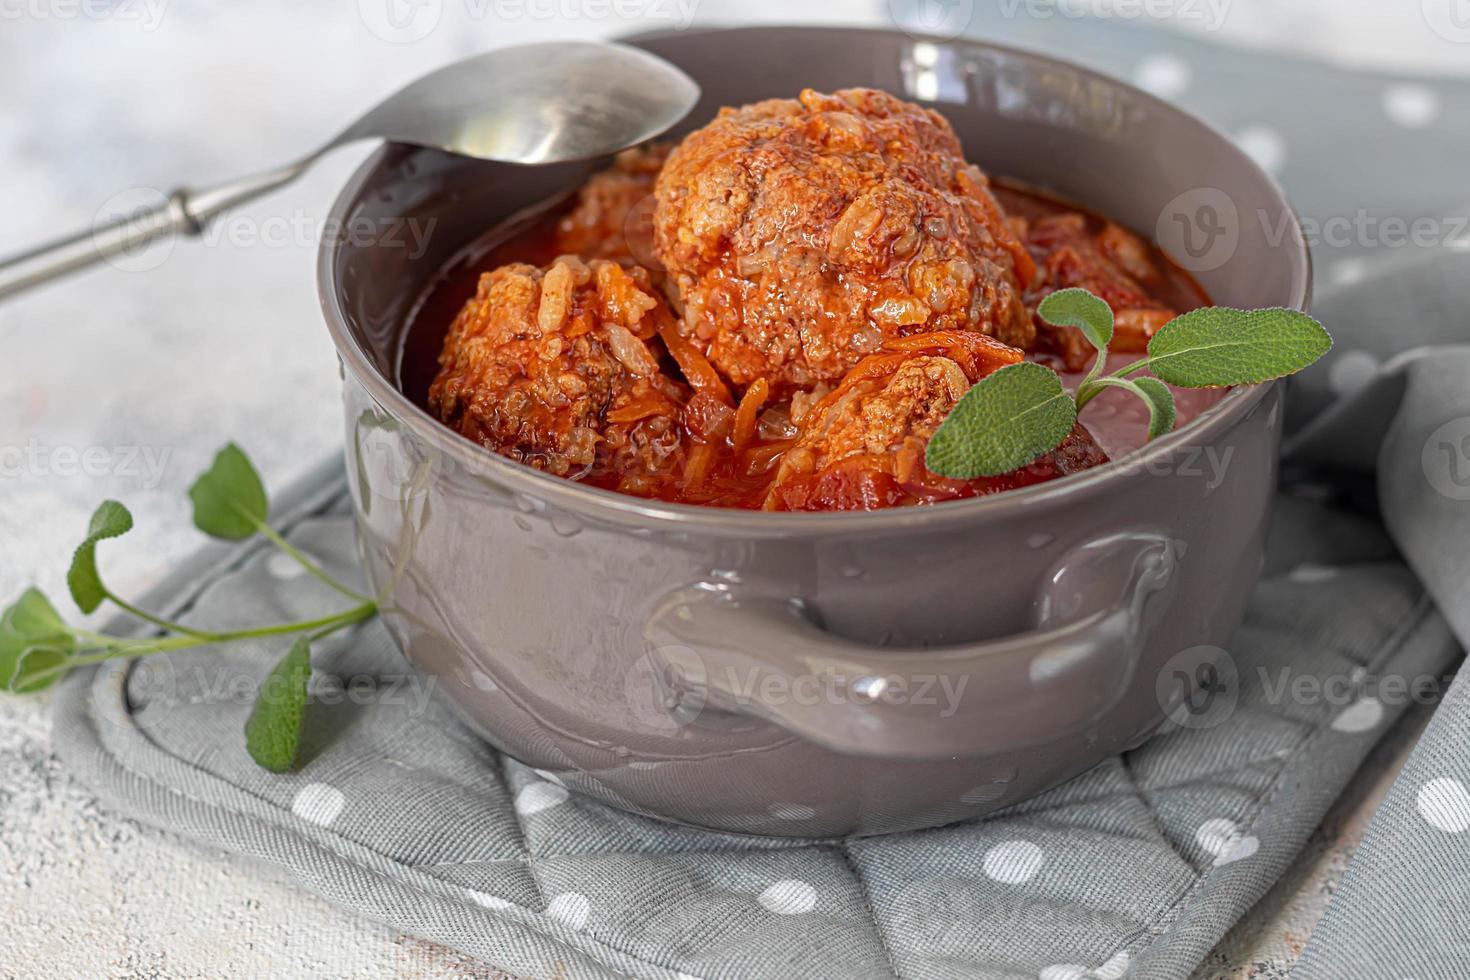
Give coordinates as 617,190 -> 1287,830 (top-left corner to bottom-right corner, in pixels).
1328,350 -> 1381,396
1382,84 -> 1441,129
1132,53 -> 1192,99
1331,697 -> 1385,733
983,840 -> 1044,884
467,668 -> 498,692
1039,966 -> 1087,980
757,879 -> 817,914
467,890 -> 515,910
1329,257 -> 1370,286
290,783 -> 346,826
1234,126 -> 1287,175
1288,563 -> 1340,583
1217,835 -> 1259,866
267,551 -> 306,579
767,802 -> 816,821
515,781 -> 569,816
1417,777 -> 1470,833
676,974 -> 705,980
546,892 -> 591,929
1095,951 -> 1131,979
1195,817 -> 1239,857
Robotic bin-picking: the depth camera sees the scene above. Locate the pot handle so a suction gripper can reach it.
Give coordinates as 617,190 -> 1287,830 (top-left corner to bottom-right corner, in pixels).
643,530 -> 1178,760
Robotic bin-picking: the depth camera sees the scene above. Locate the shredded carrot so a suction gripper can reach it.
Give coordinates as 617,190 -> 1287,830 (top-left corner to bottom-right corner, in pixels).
657,319 -> 732,406
606,394 -> 674,424
731,377 -> 770,454
683,441 -> 716,493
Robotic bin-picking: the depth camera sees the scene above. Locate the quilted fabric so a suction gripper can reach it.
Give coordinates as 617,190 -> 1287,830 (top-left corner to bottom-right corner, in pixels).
51,482 -> 1459,980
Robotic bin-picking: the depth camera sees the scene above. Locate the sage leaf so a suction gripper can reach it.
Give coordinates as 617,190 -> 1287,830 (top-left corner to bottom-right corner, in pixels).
4,645 -> 69,693
1146,307 -> 1333,388
925,361 -> 1079,479
245,637 -> 311,772
67,501 -> 134,613
1038,287 -> 1115,353
1091,376 -> 1178,441
1,589 -> 75,693
189,443 -> 269,540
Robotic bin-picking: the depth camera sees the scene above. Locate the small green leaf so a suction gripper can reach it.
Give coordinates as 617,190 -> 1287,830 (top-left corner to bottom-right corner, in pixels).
1145,307 -> 1333,388
1091,376 -> 1178,441
925,361 -> 1079,479
1038,287 -> 1115,353
245,637 -> 311,772
67,501 -> 134,613
1,589 -> 77,693
190,443 -> 269,540
1133,377 -> 1178,440
4,645 -> 69,693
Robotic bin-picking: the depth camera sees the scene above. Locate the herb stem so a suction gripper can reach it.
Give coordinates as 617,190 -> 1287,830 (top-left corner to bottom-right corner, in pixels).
26,602 -> 379,689
250,519 -> 371,604
1108,358 -> 1153,379
102,591 -> 222,641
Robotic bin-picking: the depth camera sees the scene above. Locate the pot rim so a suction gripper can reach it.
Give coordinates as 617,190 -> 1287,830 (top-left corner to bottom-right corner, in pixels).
318,24 -> 1312,535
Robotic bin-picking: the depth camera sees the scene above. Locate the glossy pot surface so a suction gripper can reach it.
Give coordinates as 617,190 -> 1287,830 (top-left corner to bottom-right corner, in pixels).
319,26 -> 1310,837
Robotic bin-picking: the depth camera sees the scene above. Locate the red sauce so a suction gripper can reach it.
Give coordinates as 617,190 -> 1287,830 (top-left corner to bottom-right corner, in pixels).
400,180 -> 1224,509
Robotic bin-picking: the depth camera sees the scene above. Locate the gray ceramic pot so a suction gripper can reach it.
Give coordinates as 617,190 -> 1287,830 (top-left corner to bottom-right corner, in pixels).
318,26 -> 1310,837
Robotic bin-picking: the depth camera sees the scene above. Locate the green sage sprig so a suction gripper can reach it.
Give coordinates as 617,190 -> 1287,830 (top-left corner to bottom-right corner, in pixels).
925,288 -> 1332,479
0,443 -> 378,772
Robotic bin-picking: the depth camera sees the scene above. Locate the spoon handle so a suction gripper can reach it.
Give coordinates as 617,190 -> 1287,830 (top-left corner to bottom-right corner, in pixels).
0,159 -> 309,302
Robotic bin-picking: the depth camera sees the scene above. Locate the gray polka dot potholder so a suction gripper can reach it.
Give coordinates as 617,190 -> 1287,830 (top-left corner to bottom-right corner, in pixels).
49,15 -> 1470,980
47,459 -> 1461,980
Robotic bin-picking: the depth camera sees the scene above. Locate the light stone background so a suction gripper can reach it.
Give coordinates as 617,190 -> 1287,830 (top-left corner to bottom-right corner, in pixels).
0,2 -> 1463,977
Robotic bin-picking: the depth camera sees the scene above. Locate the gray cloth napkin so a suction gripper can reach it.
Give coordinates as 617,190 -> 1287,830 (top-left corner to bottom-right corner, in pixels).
49,13 -> 1470,980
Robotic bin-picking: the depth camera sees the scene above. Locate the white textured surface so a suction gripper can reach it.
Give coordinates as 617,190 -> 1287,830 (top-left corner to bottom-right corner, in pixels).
0,2 -> 1456,976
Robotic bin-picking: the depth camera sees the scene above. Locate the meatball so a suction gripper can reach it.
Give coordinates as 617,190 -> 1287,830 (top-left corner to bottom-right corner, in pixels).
1022,213 -> 1178,371
766,332 -> 1108,512
653,88 -> 1036,393
554,144 -> 668,268
429,256 -> 687,481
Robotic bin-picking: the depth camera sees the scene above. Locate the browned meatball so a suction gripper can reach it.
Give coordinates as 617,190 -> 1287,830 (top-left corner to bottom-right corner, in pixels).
766,332 -> 1107,512
554,144 -> 668,268
429,256 -> 687,481
653,88 -> 1036,394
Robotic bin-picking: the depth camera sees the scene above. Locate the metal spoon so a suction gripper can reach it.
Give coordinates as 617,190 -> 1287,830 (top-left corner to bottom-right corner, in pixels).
0,41 -> 698,300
